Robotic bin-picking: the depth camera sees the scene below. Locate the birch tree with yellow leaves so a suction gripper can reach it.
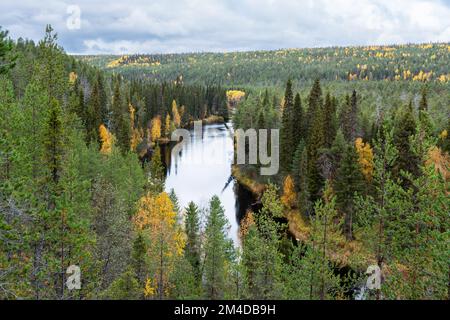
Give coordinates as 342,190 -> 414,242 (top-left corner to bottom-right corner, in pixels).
133,192 -> 185,299
99,124 -> 114,154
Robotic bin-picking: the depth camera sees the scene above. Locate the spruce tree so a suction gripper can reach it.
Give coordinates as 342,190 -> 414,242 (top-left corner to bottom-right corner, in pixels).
306,79 -> 323,134
323,92 -> 337,148
184,201 -> 201,282
292,93 -> 304,148
280,79 -> 295,173
393,101 -> 420,186
340,90 -> 359,142
306,97 -> 325,204
334,143 -> 365,240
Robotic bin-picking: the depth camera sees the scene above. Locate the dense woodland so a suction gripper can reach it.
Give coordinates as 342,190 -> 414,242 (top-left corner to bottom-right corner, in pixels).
1,25 -> 449,300
79,43 -> 450,86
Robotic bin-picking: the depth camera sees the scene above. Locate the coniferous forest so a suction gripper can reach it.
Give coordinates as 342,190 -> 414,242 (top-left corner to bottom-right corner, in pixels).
0,19 -> 449,302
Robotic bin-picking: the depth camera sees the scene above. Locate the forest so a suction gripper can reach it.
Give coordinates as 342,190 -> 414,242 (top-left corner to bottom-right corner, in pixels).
0,24 -> 449,300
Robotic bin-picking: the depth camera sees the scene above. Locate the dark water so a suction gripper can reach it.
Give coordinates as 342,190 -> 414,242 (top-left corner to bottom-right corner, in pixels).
161,122 -> 253,244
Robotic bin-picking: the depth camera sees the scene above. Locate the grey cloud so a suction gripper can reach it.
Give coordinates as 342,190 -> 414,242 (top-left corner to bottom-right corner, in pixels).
0,0 -> 449,54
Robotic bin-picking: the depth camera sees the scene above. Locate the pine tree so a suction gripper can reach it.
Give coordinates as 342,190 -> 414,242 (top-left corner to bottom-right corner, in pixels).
241,217 -> 284,299
36,25 -> 67,103
203,196 -> 233,299
306,182 -> 344,299
104,267 -> 141,299
0,27 -> 16,74
43,98 -> 64,205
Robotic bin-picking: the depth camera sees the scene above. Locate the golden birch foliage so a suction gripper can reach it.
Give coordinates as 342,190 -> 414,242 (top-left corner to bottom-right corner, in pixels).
130,128 -> 143,152
99,124 -> 114,154
129,103 -> 136,128
165,114 -> 172,137
281,175 -> 297,208
128,103 -> 143,151
226,90 -> 245,101
133,192 -> 185,297
355,137 -> 374,181
171,100 -> 181,128
144,277 -> 157,299
150,116 -> 161,142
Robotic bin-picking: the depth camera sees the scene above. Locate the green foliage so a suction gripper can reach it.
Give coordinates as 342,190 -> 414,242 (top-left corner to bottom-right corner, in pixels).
184,201 -> 201,282
203,196 -> 234,299
334,143 -> 365,240
0,27 -> 16,74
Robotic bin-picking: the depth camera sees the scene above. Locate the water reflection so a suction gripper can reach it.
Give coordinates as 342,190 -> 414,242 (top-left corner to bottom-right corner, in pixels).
162,122 -> 241,244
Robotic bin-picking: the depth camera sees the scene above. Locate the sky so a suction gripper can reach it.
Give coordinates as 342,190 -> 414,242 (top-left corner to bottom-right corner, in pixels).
1,0 -> 450,54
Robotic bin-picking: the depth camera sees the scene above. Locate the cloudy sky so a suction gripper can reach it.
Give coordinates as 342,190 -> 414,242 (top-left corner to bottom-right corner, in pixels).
1,0 -> 450,54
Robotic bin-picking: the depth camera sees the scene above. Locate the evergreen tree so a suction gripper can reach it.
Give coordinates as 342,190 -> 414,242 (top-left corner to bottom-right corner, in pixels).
280,79 -> 295,173
242,217 -> 284,299
148,145 -> 165,193
307,97 -> 325,204
334,143 -> 364,240
43,98 -> 64,205
131,232 -> 147,286
203,196 -> 233,299
340,90 -> 359,142
323,92 -> 337,148
0,27 -> 16,74
305,183 -> 344,299
36,25 -> 67,103
393,101 -> 420,186
306,78 -> 323,134
184,201 -> 201,282
86,76 -> 103,145
292,92 -> 304,148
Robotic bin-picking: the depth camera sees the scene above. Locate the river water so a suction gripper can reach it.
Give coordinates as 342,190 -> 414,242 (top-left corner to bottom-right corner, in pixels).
161,122 -> 251,244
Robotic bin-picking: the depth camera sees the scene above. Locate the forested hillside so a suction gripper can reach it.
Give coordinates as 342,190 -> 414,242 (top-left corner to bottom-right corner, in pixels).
1,24 -> 449,301
78,43 -> 450,86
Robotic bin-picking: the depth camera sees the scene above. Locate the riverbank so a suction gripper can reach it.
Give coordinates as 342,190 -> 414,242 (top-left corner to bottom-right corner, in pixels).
231,164 -> 373,271
231,165 -> 311,241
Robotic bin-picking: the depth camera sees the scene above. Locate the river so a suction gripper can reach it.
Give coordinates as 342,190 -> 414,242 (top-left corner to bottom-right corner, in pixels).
161,122 -> 253,244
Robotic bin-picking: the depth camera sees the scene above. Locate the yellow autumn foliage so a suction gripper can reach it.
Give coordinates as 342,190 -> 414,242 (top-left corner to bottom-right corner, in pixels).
99,124 -> 114,155
144,277 -> 157,299
133,192 -> 185,298
165,113 -> 172,137
69,71 -> 77,84
281,175 -> 297,209
150,116 -> 162,142
355,137 -> 374,181
226,90 -> 245,101
171,100 -> 181,128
